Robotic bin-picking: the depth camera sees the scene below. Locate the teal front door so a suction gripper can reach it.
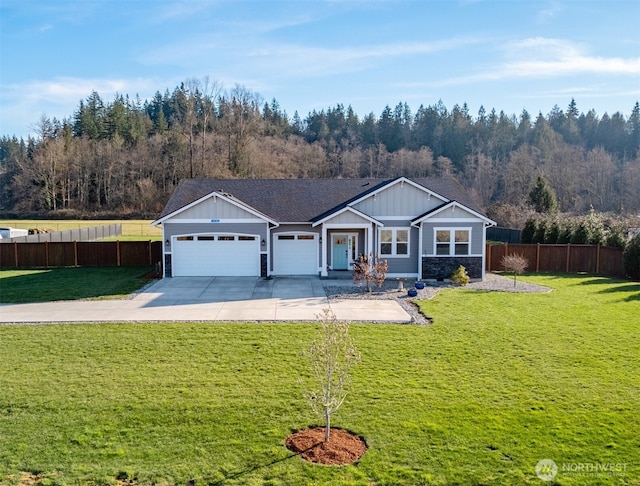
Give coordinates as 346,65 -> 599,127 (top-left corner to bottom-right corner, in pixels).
333,235 -> 349,270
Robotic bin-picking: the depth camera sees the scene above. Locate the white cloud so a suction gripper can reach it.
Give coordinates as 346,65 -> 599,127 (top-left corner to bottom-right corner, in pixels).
140,34 -> 481,79
536,1 -> 564,24
416,37 -> 640,88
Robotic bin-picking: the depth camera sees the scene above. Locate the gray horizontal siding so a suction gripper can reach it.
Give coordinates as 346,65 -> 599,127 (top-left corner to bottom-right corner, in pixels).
422,222 -> 485,255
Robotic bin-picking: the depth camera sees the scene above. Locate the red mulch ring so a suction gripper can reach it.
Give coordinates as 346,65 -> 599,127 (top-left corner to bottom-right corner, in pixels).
285,427 -> 367,465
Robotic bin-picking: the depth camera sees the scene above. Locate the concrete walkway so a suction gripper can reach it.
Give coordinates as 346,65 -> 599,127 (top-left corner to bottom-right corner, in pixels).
0,277 -> 411,324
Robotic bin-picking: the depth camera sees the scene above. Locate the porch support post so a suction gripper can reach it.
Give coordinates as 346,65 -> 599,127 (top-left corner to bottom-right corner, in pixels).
321,224 -> 328,276
367,223 -> 374,257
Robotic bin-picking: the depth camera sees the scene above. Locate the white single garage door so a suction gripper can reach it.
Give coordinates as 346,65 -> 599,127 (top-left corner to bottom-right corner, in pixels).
172,234 -> 260,276
273,234 -> 318,275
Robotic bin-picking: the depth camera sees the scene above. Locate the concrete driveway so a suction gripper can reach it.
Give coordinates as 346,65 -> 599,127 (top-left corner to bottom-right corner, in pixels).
0,276 -> 411,324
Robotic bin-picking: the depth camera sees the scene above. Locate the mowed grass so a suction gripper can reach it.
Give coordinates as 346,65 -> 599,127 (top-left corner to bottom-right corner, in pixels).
0,267 -> 154,303
0,275 -> 639,485
0,220 -> 161,239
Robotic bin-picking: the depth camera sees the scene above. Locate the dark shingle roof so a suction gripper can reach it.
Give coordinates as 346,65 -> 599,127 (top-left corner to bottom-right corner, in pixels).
156,177 -> 483,222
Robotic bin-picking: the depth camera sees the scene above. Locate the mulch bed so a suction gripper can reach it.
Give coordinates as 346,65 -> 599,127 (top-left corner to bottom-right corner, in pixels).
285,427 -> 367,465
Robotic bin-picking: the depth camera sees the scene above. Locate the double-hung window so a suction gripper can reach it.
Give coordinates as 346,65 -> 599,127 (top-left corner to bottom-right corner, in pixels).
379,228 -> 409,257
435,229 -> 470,255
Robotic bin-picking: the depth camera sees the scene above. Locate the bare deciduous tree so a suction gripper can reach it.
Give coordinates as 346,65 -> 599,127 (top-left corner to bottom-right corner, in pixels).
353,253 -> 388,292
501,253 -> 529,287
304,309 -> 360,443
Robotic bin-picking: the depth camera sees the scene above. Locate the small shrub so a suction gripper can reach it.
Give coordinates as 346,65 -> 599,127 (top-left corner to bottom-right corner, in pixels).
501,253 -> 529,287
451,265 -> 470,286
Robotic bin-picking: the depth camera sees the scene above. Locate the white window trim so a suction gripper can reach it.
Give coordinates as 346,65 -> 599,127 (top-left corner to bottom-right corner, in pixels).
378,227 -> 410,258
433,227 -> 472,257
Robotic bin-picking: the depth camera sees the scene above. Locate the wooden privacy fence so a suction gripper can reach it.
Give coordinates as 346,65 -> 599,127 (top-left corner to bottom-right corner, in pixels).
487,243 -> 626,279
0,241 -> 162,269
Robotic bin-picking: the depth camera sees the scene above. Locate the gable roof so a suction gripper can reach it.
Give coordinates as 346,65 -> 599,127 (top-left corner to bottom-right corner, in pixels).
153,189 -> 278,226
155,177 -> 484,223
411,200 -> 496,226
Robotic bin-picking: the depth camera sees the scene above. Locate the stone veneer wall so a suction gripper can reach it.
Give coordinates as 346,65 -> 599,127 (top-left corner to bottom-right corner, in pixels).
422,256 -> 483,280
260,253 -> 268,278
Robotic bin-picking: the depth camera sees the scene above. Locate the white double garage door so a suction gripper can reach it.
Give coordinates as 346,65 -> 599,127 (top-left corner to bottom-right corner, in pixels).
172,233 -> 318,277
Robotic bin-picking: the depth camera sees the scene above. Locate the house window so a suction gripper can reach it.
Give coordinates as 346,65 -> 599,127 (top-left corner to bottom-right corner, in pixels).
379,228 -> 409,257
435,228 -> 471,256
217,235 -> 235,241
238,236 -> 256,241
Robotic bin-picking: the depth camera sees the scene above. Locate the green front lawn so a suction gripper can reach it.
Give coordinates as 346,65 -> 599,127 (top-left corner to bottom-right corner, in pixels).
0,266 -> 154,303
0,275 -> 638,485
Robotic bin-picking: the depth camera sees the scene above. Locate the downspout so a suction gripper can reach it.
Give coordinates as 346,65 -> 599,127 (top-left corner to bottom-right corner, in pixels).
418,222 -> 424,280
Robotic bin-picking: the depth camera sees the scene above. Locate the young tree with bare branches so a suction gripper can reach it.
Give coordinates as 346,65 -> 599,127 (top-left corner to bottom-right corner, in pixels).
501,253 -> 529,287
352,253 -> 388,292
304,309 -> 360,443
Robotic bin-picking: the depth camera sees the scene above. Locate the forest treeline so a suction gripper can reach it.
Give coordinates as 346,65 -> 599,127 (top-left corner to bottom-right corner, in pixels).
1,78 -> 638,226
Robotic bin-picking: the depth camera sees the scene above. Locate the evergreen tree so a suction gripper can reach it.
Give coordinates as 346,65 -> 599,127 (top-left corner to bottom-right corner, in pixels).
528,175 -> 558,213
521,217 -> 537,243
623,233 -> 640,280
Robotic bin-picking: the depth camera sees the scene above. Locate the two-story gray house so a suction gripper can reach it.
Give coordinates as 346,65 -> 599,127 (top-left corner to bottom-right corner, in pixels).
152,177 -> 496,280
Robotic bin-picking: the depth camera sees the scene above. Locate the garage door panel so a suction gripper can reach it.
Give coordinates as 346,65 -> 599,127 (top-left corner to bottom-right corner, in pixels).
274,234 -> 318,275
172,234 -> 259,276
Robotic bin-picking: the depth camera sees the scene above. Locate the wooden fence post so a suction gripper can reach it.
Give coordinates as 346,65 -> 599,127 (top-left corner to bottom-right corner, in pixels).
14,241 -> 18,267
45,241 -> 49,267
596,245 -> 601,274
566,244 -> 571,273
117,240 -> 121,266
74,241 -> 78,267
148,240 -> 152,265
536,243 -> 540,273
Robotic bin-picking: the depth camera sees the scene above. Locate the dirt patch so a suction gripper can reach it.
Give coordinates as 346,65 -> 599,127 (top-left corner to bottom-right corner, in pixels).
285,427 -> 367,465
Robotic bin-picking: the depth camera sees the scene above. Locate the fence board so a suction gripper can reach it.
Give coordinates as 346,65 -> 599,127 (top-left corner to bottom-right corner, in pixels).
121,241 -> 150,266
600,246 -> 626,278
18,242 -> 48,267
0,243 -> 16,267
538,245 -> 567,272
47,242 -> 76,267
567,245 -> 597,273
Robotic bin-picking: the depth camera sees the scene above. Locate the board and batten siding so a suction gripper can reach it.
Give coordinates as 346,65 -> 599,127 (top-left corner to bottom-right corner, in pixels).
352,182 -> 446,218
171,196 -> 259,220
421,221 -> 485,255
324,210 -> 372,225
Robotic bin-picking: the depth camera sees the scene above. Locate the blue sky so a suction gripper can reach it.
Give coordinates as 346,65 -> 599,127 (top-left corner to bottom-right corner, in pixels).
1,0 -> 639,138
